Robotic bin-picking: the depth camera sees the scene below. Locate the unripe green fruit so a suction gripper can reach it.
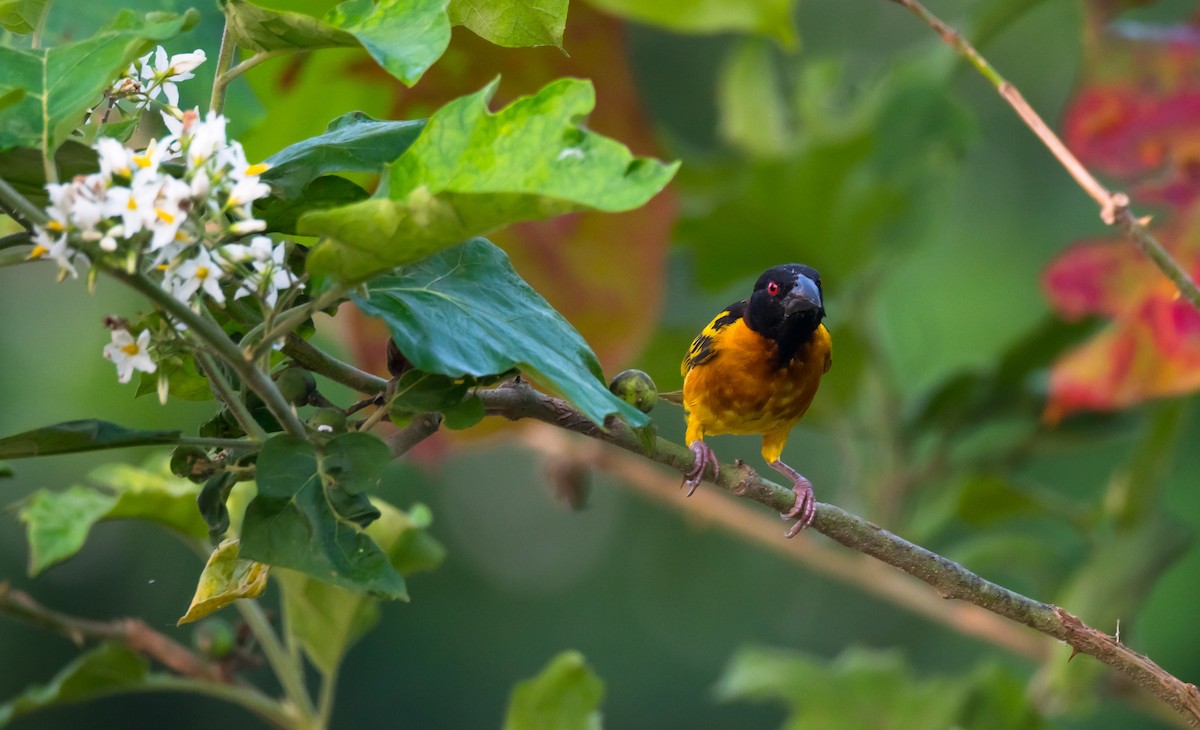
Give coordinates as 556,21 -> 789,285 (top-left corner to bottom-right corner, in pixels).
192,618 -> 236,659
608,369 -> 658,413
307,407 -> 347,434
273,367 -> 316,406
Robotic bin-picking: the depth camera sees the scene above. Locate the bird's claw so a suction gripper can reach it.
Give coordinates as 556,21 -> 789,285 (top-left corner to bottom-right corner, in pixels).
768,460 -> 815,537
683,441 -> 718,497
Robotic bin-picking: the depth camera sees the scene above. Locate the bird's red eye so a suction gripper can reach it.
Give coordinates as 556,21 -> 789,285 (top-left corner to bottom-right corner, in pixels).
766,280 -> 780,296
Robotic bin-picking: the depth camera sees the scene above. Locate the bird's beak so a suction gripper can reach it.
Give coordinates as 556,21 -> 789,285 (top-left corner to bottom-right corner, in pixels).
783,275 -> 822,316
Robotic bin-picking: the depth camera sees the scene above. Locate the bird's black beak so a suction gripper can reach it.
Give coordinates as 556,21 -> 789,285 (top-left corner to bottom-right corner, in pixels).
783,275 -> 822,316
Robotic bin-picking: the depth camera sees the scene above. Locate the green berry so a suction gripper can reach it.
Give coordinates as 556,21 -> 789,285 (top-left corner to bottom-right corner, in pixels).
274,367 -> 316,406
608,369 -> 658,413
192,618 -> 236,659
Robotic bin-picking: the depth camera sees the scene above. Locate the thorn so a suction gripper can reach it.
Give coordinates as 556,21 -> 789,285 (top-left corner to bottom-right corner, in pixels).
1137,215 -> 1153,226
1114,618 -> 1121,644
1067,646 -> 1081,662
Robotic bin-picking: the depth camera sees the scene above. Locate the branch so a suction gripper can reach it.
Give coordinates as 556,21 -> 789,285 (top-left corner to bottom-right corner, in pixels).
0,581 -> 224,683
274,338 -> 1200,723
476,381 -> 1200,727
886,0 -> 1200,312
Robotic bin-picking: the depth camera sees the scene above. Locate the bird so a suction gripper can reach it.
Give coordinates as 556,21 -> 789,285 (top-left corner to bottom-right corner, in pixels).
680,264 -> 831,536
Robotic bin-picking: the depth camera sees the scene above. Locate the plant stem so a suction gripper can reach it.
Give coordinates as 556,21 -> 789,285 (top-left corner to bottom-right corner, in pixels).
235,599 -> 317,723
109,269 -> 307,438
250,285 -> 349,360
143,675 -> 294,730
217,50 -> 289,97
316,669 -> 338,729
30,0 -> 51,49
0,176 -> 49,227
885,0 -> 1200,312
196,351 -> 268,441
209,23 -> 237,115
179,436 -> 256,450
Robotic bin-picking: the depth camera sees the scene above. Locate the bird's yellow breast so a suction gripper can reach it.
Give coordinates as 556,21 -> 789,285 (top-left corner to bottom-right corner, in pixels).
682,320 -> 831,442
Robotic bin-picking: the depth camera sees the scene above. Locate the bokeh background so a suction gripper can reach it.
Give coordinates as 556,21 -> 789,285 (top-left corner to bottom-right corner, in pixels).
4,0 -> 1200,727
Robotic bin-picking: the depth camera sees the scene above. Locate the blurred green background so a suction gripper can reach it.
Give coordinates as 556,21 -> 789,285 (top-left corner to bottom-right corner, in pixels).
4,0 -> 1200,728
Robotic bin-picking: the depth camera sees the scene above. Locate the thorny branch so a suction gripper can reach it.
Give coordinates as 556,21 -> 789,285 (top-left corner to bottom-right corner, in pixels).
885,0 -> 1200,312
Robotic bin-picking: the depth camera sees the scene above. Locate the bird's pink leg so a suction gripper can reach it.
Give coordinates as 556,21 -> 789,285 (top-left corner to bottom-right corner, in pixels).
769,460 -> 815,537
683,440 -> 719,497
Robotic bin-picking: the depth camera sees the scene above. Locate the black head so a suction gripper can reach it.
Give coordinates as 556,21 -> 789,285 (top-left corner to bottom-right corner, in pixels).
744,264 -> 826,365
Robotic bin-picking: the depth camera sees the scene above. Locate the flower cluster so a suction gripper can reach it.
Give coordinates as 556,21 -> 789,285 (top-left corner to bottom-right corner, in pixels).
31,62 -> 306,384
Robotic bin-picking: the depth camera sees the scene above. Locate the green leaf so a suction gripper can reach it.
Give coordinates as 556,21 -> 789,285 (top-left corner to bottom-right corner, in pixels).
324,0 -> 452,87
448,0 -> 567,49
262,111 -> 427,199
388,370 -> 471,417
278,499 -> 444,675
0,0 -> 45,34
717,39 -> 792,157
18,459 -> 209,575
354,238 -> 650,428
18,486 -> 116,576
442,394 -> 485,430
197,471 -> 238,541
0,419 -> 180,458
178,539 -> 270,624
258,175 -> 369,234
0,142 -> 98,208
0,9 -> 199,153
240,434 -> 407,599
584,0 -> 797,49
0,644 -> 148,726
716,646 -> 969,729
503,651 -> 605,730
302,78 -> 679,282
218,0 -> 356,52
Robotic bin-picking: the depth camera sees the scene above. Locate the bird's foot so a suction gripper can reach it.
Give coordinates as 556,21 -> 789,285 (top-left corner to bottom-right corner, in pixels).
769,460 -> 815,537
683,441 -> 718,497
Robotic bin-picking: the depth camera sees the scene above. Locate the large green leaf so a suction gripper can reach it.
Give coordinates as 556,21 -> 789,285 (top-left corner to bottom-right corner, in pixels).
353,238 -> 650,428
263,111 -> 427,199
0,420 -> 180,459
278,499 -> 445,675
584,0 -> 797,48
0,0 -> 46,34
0,9 -> 199,153
325,0 -> 451,87
0,644 -> 148,726
448,0 -> 567,48
239,434 -> 407,599
503,651 -> 604,730
302,78 -> 679,282
17,459 -> 208,575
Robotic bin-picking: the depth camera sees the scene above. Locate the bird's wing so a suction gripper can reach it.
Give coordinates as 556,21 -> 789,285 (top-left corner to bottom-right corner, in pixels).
681,300 -> 747,375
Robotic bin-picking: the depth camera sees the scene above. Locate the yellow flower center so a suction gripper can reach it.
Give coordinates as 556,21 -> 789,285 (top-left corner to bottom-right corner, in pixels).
121,342 -> 140,356
127,198 -> 138,210
46,220 -> 65,232
156,208 -> 175,223
196,266 -> 209,280
29,245 -> 48,259
245,163 -> 269,176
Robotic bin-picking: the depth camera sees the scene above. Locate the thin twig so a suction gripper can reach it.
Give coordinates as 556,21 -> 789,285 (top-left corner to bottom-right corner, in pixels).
886,0 -> 1200,311
0,582 -> 224,682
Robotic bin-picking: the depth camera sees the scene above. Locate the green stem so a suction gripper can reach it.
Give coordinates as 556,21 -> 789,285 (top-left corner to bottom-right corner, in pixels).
217,50 -> 289,97
179,435 -> 256,450
143,675 -> 295,730
30,0 -> 51,49
235,599 -> 317,723
0,176 -> 49,227
209,23 -> 237,115
109,269 -> 307,438
316,669 -> 338,729
196,351 -> 268,441
283,335 -> 387,394
250,285 -> 349,360
888,0 -> 1200,313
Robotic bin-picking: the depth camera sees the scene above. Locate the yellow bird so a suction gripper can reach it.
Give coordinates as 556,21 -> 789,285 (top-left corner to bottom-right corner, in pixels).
681,264 -> 831,536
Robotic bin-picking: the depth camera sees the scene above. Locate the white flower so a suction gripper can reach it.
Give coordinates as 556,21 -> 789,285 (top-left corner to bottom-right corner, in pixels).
96,137 -> 133,181
103,328 -> 156,383
29,228 -> 83,279
168,49 -> 206,77
225,175 -> 271,209
222,237 -> 300,308
166,248 -> 225,305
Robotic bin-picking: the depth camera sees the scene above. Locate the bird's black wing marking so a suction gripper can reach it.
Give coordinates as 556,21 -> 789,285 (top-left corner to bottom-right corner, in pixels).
682,300 -> 747,374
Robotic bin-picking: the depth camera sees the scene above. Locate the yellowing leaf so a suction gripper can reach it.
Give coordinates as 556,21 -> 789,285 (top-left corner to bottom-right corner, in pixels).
178,539 -> 270,625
